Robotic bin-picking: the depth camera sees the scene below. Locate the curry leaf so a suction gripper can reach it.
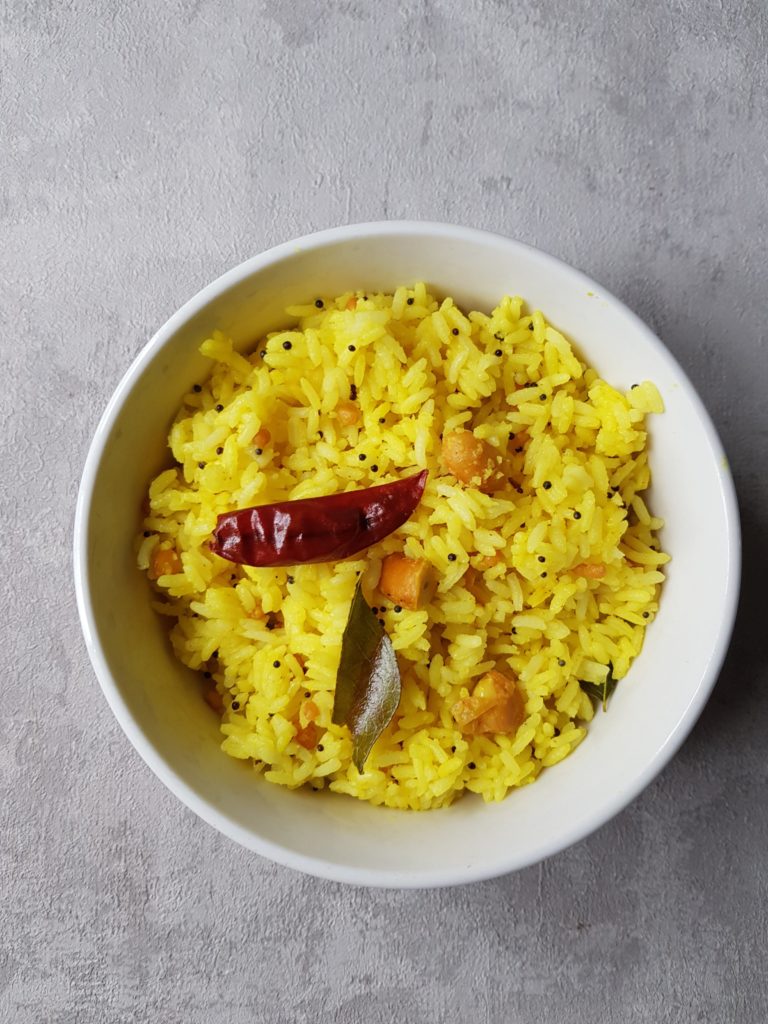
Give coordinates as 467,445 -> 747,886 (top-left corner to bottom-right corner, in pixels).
332,580 -> 401,772
579,663 -> 618,711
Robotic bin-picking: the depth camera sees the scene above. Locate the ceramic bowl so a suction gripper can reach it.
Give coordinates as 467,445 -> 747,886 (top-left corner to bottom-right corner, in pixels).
74,222 -> 740,887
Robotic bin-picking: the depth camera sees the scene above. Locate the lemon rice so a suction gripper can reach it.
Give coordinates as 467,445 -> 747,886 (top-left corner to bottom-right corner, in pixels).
137,285 -> 668,810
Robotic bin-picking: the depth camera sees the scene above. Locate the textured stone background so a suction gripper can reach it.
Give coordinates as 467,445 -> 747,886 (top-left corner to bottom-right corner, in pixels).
2,1 -> 767,1021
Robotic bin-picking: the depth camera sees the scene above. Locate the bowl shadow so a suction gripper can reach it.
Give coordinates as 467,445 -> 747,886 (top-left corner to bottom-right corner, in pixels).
684,494 -> 765,747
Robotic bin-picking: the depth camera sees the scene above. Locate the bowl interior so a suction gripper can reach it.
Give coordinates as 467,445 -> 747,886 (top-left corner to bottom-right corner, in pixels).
78,225 -> 738,885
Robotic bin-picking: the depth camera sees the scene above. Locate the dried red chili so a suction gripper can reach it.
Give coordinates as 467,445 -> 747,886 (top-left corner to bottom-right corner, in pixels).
211,470 -> 428,567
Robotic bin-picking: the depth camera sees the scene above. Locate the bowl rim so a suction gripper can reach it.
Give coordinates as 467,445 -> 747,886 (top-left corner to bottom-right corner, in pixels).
73,220 -> 741,888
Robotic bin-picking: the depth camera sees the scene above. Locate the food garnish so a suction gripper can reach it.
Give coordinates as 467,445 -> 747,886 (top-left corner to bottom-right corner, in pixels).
441,430 -> 497,489
332,580 -> 401,772
451,670 -> 525,736
378,554 -> 433,611
580,663 -> 618,711
211,470 -> 428,567
149,546 -> 181,580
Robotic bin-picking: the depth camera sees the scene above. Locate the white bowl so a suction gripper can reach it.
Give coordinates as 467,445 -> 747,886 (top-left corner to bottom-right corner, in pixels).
74,222 -> 740,887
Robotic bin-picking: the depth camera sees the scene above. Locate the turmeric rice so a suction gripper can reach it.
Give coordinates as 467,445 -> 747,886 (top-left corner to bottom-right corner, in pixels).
137,284 -> 668,810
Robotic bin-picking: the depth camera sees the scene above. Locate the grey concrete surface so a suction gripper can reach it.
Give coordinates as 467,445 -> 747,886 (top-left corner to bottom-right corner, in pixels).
2,1 -> 767,1021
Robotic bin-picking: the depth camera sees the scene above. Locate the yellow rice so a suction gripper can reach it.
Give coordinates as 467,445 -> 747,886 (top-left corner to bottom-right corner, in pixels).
137,285 -> 668,810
